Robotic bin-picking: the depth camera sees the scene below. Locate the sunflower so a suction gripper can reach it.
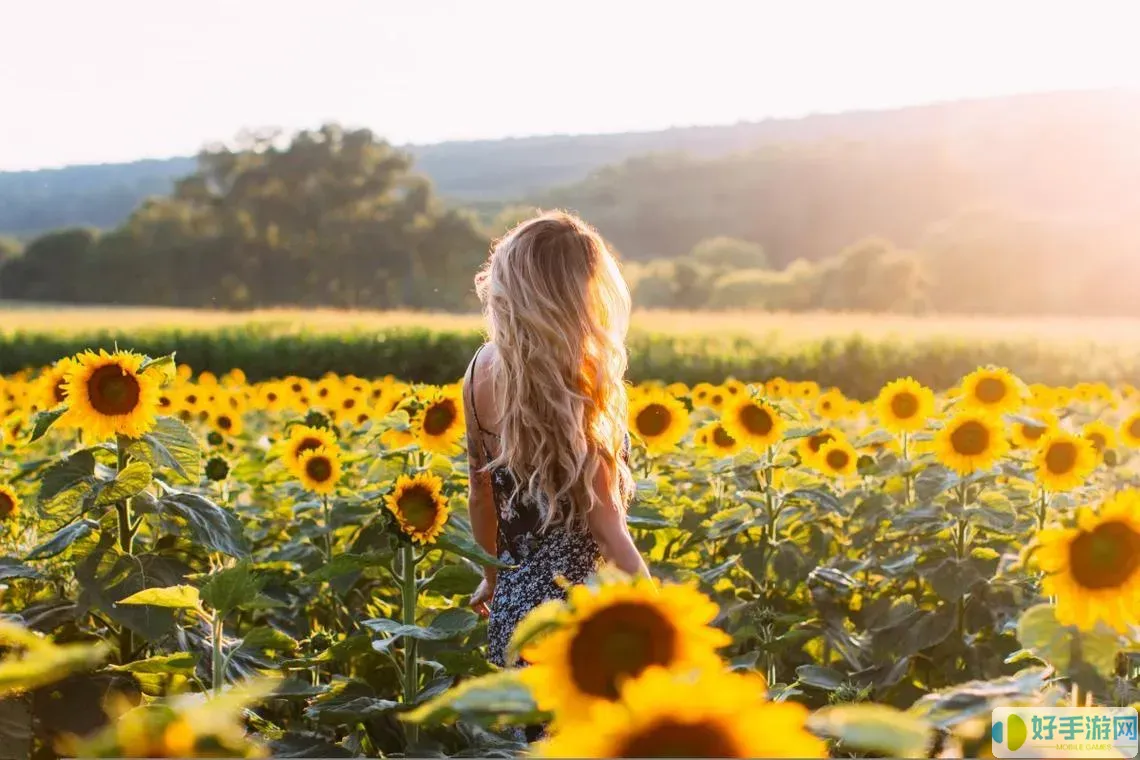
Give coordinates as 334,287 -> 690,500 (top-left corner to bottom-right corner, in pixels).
62,350 -> 163,440
814,388 -> 848,421
211,410 -> 244,438
1032,489 -> 1140,633
1033,431 -> 1097,493
1081,420 -> 1117,460
1010,411 -> 1058,449
695,422 -> 742,457
690,382 -> 716,409
520,579 -> 730,720
37,357 -> 78,411
958,366 -> 1025,414
415,388 -> 465,454
875,377 -> 935,434
797,427 -> 844,466
1121,411 -> 1140,448
284,424 -> 338,473
538,667 -> 825,758
934,411 -> 1008,475
721,378 -> 747,399
765,377 -> 790,398
721,396 -> 785,451
385,472 -> 450,544
296,446 -> 341,495
815,439 -> 859,478
0,484 -> 19,520
664,382 -> 690,398
628,390 -> 689,454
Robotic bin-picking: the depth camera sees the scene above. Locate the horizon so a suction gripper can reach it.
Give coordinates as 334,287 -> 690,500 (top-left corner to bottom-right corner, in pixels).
4,0 -> 1140,172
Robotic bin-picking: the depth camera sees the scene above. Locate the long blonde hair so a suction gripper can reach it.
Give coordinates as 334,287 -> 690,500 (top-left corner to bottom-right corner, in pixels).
475,210 -> 633,529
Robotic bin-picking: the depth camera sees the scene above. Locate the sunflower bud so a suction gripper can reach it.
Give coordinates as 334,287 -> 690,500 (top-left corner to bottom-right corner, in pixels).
205,456 -> 230,482
303,410 -> 334,432
206,431 -> 224,447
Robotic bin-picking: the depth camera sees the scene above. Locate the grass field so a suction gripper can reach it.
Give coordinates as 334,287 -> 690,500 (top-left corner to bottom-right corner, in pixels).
5,302 -> 1140,348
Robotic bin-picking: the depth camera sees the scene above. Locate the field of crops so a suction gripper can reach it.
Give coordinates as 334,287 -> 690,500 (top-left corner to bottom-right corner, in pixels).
1,346 -> 1139,758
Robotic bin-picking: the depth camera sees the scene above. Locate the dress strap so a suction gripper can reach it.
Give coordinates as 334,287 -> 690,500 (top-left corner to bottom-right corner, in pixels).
466,345 -> 496,461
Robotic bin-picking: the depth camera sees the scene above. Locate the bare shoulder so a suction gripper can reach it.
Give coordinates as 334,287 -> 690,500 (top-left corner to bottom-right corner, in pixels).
464,344 -> 500,432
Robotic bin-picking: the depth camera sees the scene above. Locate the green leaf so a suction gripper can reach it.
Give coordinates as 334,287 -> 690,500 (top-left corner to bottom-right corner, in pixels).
403,671 -> 541,727
435,522 -> 509,568
364,609 -> 479,651
93,462 -> 153,507
424,564 -> 482,596
238,626 -> 298,655
27,407 -> 69,444
25,519 -> 99,561
1016,603 -> 1123,677
36,450 -> 97,530
915,466 -> 959,502
133,416 -> 201,483
138,353 -> 177,384
783,488 -> 842,513
303,682 -> 400,724
200,561 -> 265,617
0,558 -> 40,581
157,488 -> 249,558
306,552 -> 389,583
109,652 -> 199,675
796,664 -> 846,690
117,585 -> 201,610
808,704 -> 933,758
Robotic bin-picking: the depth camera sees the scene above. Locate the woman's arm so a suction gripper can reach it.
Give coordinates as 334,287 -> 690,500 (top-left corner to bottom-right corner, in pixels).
464,358 -> 499,616
586,462 -> 651,579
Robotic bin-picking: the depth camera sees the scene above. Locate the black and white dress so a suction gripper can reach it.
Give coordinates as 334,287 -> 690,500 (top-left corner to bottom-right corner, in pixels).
465,346 -> 627,668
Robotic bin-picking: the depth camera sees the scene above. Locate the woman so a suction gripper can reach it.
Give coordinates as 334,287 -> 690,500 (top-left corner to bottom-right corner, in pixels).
463,211 -> 649,674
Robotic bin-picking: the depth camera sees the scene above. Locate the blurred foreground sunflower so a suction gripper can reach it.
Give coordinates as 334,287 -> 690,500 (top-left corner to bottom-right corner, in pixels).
1121,411 -> 1140,448
63,350 -> 162,440
385,472 -> 449,544
520,579 -> 729,720
934,412 -> 1008,474
538,667 -> 825,758
1032,489 -> 1140,633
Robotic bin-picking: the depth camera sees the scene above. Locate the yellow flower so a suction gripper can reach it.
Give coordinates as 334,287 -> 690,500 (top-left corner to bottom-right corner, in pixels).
0,484 -> 19,520
814,388 -> 848,421
1010,411 -> 1058,449
1032,489 -> 1140,633
520,579 -> 730,721
695,422 -> 742,457
765,377 -> 790,398
875,377 -> 935,434
537,667 -> 825,758
284,425 -> 338,472
37,357 -> 78,411
62,350 -> 163,440
385,473 -> 450,544
1081,420 -> 1117,459
296,446 -> 342,495
690,382 -> 716,409
797,427 -> 844,467
1033,431 -> 1097,493
815,439 -> 859,478
628,390 -> 690,454
415,388 -> 465,454
934,412 -> 1009,475
958,366 -> 1025,414
211,410 -> 244,438
665,382 -> 690,398
721,396 -> 784,451
1121,411 -> 1140,448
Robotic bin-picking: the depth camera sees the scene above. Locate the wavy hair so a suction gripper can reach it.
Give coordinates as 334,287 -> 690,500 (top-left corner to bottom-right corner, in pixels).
475,210 -> 633,530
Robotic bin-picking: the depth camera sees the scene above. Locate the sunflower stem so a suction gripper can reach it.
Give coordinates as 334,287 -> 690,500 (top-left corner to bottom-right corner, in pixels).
114,434 -> 135,665
955,482 -> 969,641
211,610 -> 225,697
1036,487 -> 1049,531
901,432 -> 912,506
401,542 -> 420,746
322,494 -> 333,561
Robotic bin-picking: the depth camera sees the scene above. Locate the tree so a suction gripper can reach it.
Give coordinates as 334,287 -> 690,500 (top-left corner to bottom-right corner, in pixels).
690,236 -> 768,270
0,228 -> 97,302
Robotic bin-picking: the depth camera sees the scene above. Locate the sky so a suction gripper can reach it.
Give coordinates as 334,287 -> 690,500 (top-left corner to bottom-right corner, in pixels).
2,0 -> 1139,171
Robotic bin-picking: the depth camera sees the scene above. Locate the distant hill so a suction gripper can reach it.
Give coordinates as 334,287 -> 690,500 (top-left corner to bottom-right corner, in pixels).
1,89 -> 1137,237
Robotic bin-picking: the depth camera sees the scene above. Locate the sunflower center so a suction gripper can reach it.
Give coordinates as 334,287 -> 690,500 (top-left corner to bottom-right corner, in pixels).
1087,432 -> 1107,452
889,392 -> 919,419
950,420 -> 989,456
1129,417 -> 1140,439
1023,423 -> 1047,442
343,398 -> 357,410
617,718 -> 739,758
568,602 -> 678,700
217,416 -> 233,431
296,436 -> 323,456
87,365 -> 141,416
1068,521 -> 1140,590
825,448 -> 850,471
711,394 -> 723,406
739,404 -> 774,437
422,400 -> 458,437
1044,441 -> 1078,475
0,493 -> 15,519
974,377 -> 1008,405
267,392 -> 279,403
396,485 -> 440,531
635,404 -> 672,438
305,456 -> 333,483
712,426 -> 736,448
807,432 -> 834,454
53,380 -> 68,404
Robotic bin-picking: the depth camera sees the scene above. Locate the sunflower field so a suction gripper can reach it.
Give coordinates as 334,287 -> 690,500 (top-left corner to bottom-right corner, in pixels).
1,349 -> 1139,758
